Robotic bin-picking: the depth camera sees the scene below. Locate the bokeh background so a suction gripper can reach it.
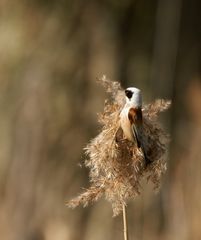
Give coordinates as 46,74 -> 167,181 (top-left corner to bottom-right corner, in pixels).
0,1 -> 200,240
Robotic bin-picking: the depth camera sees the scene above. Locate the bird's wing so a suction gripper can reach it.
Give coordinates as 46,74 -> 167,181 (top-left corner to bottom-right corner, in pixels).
128,107 -> 143,148
128,107 -> 151,166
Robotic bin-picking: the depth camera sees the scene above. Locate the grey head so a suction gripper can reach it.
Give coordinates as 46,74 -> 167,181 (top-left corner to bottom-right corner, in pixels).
125,87 -> 142,107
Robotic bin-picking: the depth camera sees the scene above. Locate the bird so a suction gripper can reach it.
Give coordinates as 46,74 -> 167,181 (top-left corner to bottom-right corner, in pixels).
120,87 -> 151,166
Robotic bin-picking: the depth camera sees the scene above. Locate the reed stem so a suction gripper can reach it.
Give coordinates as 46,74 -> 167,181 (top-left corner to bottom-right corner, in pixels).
122,204 -> 129,240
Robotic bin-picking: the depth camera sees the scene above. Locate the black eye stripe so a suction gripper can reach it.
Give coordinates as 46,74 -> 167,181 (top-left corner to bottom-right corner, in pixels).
125,90 -> 133,99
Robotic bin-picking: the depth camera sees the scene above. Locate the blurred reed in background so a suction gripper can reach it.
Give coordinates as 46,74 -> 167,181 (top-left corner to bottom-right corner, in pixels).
0,1 -> 200,240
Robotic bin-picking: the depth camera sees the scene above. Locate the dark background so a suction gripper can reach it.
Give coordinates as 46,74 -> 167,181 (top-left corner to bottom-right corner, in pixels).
0,0 -> 200,239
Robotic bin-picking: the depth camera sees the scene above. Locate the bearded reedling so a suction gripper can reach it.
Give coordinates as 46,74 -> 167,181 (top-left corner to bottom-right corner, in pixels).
120,87 -> 151,166
67,76 -> 171,219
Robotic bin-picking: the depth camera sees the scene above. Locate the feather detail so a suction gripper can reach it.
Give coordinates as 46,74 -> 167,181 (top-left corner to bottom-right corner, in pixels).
128,107 -> 143,147
128,107 -> 151,166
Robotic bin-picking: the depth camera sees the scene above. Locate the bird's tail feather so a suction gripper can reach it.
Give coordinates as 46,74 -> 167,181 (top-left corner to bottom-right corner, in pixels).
141,143 -> 151,167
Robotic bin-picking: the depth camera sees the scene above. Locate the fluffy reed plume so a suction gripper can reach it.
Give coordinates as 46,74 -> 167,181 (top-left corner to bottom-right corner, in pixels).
67,75 -> 171,216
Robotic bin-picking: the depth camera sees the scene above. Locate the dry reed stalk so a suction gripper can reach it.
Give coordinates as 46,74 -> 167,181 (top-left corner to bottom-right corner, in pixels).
67,75 -> 171,219
122,204 -> 128,240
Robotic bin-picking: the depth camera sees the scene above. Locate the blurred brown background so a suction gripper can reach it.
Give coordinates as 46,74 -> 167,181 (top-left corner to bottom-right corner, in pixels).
0,0 -> 200,240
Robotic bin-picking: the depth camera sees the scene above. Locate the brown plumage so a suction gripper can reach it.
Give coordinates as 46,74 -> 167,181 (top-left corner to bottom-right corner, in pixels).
128,107 -> 142,148
128,107 -> 151,166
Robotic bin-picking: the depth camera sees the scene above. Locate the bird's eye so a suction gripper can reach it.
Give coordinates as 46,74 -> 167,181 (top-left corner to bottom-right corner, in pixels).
125,90 -> 133,99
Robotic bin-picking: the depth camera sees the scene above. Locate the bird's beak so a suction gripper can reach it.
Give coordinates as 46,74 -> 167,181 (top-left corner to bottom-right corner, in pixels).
125,90 -> 132,99
125,90 -> 129,95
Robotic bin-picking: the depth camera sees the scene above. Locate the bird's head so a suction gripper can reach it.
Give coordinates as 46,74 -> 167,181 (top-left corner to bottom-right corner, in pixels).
125,87 -> 142,107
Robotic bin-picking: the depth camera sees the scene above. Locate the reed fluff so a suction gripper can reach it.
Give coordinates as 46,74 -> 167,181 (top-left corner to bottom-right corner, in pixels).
67,76 -> 171,216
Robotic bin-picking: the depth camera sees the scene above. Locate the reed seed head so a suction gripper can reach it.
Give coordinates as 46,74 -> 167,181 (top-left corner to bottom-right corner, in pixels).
67,75 -> 171,216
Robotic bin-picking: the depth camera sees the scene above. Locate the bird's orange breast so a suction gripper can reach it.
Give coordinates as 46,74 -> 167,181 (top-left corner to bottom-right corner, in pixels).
128,107 -> 142,125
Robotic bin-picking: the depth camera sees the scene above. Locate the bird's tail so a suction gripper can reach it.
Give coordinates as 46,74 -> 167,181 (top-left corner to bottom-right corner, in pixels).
141,143 -> 151,167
